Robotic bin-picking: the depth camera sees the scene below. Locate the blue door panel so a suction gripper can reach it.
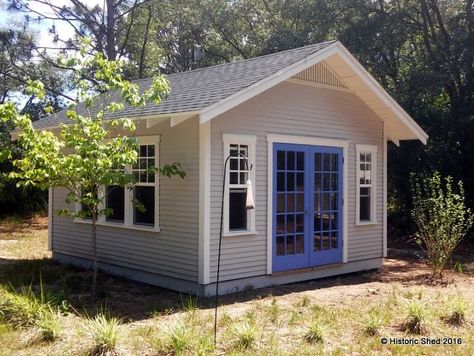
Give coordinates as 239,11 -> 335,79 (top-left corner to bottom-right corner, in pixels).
272,143 -> 343,273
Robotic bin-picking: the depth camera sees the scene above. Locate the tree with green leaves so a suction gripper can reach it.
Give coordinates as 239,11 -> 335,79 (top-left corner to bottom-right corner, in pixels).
0,39 -> 185,295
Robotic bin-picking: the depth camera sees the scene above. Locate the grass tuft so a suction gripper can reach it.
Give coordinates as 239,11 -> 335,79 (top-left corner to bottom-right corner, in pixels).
0,284 -> 47,328
160,319 -> 193,354
87,314 -> 121,355
267,297 -> 280,324
363,308 -> 384,336
402,299 -> 427,334
229,319 -> 258,350
304,318 -> 325,344
446,295 -> 467,326
37,306 -> 61,341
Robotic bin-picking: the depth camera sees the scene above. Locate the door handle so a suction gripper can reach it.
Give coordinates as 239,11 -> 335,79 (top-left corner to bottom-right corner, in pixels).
304,209 -> 311,215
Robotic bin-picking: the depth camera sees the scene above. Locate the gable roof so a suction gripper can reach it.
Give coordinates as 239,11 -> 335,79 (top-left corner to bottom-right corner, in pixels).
33,41 -> 427,144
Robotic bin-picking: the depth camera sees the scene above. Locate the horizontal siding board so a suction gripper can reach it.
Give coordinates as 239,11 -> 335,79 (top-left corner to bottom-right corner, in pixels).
51,118 -> 200,282
209,81 -> 384,282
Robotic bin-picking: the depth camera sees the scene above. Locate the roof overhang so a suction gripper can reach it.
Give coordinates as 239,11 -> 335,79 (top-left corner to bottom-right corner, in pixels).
196,41 -> 428,145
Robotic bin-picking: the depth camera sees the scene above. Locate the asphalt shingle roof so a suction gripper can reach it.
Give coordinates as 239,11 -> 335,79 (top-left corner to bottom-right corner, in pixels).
34,41 -> 335,129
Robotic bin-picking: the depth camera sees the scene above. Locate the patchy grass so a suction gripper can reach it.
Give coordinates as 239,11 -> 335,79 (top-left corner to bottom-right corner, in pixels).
1,217 -> 474,355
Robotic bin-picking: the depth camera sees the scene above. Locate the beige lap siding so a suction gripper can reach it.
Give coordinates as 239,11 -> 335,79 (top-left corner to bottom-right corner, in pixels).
51,118 -> 200,282
209,81 -> 384,282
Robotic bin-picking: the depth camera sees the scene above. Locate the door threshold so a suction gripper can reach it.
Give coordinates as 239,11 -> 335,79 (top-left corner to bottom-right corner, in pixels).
272,262 -> 344,276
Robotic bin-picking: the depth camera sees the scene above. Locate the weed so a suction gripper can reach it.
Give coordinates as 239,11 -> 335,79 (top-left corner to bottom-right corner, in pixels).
363,308 -> 384,336
446,295 -> 467,326
179,294 -> 198,317
267,298 -> 280,324
161,319 -> 193,354
402,299 -> 427,334
229,319 -> 258,350
87,314 -> 121,355
37,306 -> 61,341
304,318 -> 325,344
453,261 -> 463,273
299,295 -> 311,308
0,285 -> 46,327
288,310 -> 301,326
218,312 -> 232,327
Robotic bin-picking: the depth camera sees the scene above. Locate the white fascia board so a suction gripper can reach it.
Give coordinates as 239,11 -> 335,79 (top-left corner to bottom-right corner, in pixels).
334,44 -> 428,145
198,43 -> 340,123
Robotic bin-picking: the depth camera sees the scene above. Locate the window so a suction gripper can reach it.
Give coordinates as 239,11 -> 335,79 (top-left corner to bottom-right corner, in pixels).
356,144 -> 377,224
77,135 -> 160,231
223,134 -> 256,236
132,143 -> 157,226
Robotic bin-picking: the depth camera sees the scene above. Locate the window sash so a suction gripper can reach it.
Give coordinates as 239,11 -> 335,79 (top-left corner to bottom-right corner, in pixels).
356,144 -> 377,224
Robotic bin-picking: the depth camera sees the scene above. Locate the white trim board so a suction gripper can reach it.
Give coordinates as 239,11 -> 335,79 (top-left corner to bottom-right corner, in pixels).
266,134 -> 349,274
198,121 -> 211,284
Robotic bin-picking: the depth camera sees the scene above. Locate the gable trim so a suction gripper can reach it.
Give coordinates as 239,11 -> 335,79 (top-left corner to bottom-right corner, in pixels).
199,43 -> 340,123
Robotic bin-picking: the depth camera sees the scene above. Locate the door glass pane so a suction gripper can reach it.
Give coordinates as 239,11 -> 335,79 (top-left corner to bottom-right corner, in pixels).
331,153 -> 338,171
296,173 -> 304,191
296,214 -> 304,233
277,236 -> 285,256
322,234 -> 330,250
277,172 -> 285,191
314,234 -> 321,251
330,231 -> 338,249
287,236 -> 295,255
287,151 -> 295,170
297,152 -> 304,170
276,215 -> 285,234
287,194 -> 295,212
315,153 -> 322,171
277,193 -> 285,213
296,235 -> 304,254
287,172 -> 295,191
286,214 -> 295,233
296,193 -> 304,212
277,151 -> 285,170
277,151 -> 285,171
323,154 -> 330,171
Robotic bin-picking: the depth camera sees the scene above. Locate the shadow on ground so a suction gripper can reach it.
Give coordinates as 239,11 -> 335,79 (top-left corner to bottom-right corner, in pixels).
0,251 -> 468,323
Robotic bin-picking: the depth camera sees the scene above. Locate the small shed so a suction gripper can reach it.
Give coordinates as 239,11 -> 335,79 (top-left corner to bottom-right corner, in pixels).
39,41 -> 428,296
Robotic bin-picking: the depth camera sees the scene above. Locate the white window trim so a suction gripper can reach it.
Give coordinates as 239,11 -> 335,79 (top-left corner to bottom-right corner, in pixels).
355,144 -> 377,225
222,133 -> 257,237
74,135 -> 161,232
266,134 -> 349,274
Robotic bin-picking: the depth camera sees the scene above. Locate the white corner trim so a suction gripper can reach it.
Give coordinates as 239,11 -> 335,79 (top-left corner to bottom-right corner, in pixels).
222,133 -> 257,236
198,121 -> 211,284
199,42 -> 339,123
383,126 -> 388,257
266,134 -> 350,274
355,144 -> 378,225
48,188 -> 53,251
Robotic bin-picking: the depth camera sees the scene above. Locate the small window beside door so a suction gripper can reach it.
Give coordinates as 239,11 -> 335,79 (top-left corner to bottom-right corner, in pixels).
356,145 -> 377,224
223,134 -> 256,236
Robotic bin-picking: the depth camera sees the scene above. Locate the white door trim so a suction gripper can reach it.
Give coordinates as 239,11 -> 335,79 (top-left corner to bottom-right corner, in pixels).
266,134 -> 349,274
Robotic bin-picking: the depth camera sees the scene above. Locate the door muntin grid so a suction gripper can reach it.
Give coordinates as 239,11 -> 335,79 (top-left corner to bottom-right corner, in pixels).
275,149 -> 306,257
273,143 -> 343,272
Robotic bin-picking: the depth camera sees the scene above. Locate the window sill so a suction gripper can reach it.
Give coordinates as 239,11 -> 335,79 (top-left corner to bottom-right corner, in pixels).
223,230 -> 258,237
355,220 -> 378,226
73,218 -> 161,233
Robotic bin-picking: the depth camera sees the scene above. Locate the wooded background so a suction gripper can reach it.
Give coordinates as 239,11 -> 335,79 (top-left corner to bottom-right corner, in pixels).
0,0 -> 472,229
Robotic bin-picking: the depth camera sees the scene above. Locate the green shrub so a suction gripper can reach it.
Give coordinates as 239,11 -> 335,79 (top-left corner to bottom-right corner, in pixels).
229,319 -> 258,350
402,299 -> 427,334
411,172 -> 474,276
304,318 -> 325,344
87,314 -> 121,354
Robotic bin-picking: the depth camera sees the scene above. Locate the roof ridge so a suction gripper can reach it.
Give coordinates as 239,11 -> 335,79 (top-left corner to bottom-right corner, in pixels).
134,40 -> 337,82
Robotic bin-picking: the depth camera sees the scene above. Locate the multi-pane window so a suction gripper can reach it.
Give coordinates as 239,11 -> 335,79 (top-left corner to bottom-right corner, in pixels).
132,144 -> 157,226
356,145 -> 377,224
79,136 -> 160,230
223,134 -> 256,235
228,144 -> 249,231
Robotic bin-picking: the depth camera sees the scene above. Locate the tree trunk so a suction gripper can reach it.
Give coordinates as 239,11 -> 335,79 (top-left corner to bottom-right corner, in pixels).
106,0 -> 117,60
91,211 -> 98,296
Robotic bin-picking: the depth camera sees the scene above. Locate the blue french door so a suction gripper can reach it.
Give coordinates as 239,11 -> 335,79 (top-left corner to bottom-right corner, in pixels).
272,143 -> 343,272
